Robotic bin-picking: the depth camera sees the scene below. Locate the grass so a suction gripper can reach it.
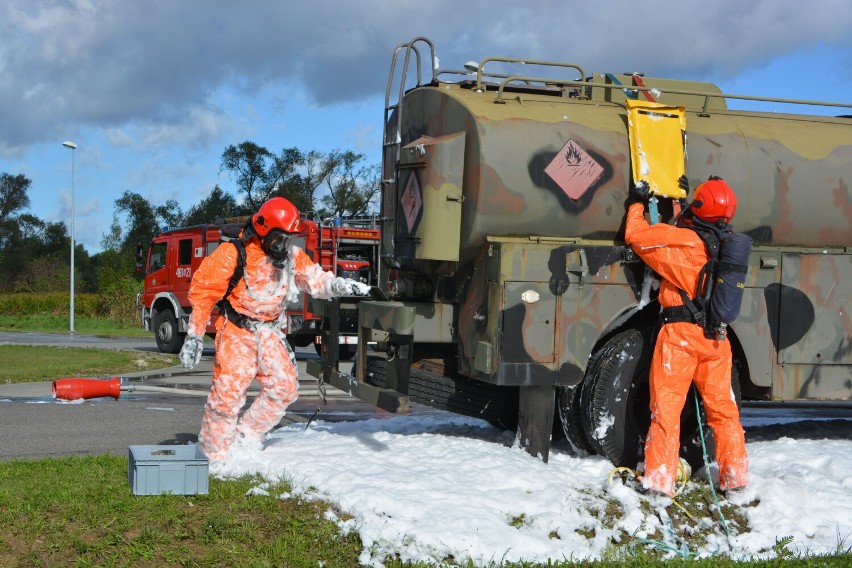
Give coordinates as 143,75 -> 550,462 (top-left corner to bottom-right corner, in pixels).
0,345 -> 177,384
1,315 -> 850,566
0,455 -> 849,567
0,455 -> 363,567
0,313 -> 150,337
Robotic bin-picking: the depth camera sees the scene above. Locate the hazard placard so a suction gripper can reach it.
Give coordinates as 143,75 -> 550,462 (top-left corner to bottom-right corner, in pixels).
400,172 -> 422,233
544,139 -> 605,200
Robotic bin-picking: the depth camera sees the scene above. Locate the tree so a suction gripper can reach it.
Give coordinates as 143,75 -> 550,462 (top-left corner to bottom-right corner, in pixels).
220,141 -> 276,211
221,142 -> 339,214
320,150 -> 381,218
155,199 -> 184,230
0,173 -> 32,251
184,185 -> 245,226
220,141 -> 380,219
111,190 -> 164,254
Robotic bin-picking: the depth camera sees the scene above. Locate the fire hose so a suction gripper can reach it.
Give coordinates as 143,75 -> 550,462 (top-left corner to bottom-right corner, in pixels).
51,377 -> 257,401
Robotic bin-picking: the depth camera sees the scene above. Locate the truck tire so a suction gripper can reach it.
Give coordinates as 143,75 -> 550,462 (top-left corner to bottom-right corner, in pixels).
556,347 -> 606,457
153,308 -> 185,354
579,328 -> 717,472
362,356 -> 512,423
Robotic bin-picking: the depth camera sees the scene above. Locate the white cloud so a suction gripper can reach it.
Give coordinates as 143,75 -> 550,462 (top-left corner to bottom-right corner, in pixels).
1,0 -> 849,152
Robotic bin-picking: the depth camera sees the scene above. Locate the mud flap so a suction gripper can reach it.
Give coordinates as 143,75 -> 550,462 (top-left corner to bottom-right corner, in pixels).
517,385 -> 556,462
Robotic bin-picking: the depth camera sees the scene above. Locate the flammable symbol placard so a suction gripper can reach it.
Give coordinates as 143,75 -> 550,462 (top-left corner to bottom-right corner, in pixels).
544,139 -> 604,200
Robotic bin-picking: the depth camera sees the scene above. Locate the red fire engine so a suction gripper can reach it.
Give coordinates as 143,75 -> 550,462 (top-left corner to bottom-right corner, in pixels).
136,216 -> 380,356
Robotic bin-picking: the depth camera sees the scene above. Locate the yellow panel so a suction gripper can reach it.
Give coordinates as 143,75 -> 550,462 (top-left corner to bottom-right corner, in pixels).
627,99 -> 687,199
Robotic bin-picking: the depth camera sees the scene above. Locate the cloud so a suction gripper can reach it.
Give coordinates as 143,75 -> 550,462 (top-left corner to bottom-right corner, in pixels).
0,0 -> 850,155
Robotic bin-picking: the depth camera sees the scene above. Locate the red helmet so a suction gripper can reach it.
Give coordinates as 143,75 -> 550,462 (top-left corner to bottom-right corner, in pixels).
690,178 -> 737,224
252,197 -> 301,236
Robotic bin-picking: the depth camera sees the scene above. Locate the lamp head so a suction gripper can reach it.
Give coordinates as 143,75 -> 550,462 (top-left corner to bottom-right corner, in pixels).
62,141 -> 77,149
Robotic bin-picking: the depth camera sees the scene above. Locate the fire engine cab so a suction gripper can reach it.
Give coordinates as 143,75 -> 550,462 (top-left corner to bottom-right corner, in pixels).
136,216 -> 380,356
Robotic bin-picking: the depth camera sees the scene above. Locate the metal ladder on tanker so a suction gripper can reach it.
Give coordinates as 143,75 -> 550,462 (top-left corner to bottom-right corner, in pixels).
381,37 -> 438,264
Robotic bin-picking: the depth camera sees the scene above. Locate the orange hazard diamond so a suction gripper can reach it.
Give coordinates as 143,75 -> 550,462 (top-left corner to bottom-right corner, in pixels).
544,139 -> 604,200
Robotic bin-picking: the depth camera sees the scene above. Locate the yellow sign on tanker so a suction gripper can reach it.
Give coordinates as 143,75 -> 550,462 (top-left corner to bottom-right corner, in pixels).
626,99 -> 687,199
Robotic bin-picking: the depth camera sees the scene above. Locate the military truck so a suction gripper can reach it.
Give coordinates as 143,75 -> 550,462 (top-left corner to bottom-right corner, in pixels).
308,37 -> 852,468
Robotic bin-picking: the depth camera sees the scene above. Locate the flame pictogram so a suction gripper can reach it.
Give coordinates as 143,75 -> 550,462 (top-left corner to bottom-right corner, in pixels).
564,144 -> 581,165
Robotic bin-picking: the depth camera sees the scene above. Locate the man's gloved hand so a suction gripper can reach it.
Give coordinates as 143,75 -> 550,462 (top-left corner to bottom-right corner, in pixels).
332,278 -> 371,296
349,281 -> 371,296
630,180 -> 651,203
179,334 -> 204,369
678,174 -> 690,194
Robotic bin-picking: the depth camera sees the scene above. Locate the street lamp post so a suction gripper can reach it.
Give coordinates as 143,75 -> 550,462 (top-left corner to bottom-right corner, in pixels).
62,141 -> 77,333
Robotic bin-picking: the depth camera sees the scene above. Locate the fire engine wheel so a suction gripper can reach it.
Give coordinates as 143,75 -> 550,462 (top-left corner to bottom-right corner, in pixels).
361,356 -> 512,423
153,308 -> 185,354
579,328 -> 716,472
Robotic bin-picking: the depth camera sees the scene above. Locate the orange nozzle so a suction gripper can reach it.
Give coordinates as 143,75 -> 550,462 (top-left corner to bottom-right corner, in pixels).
52,377 -> 121,401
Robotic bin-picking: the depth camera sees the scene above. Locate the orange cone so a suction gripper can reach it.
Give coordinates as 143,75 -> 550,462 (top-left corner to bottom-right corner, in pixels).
52,377 -> 121,401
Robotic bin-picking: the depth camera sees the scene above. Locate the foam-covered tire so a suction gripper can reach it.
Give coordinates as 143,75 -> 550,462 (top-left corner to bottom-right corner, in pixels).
556,347 -> 606,456
580,328 -> 717,471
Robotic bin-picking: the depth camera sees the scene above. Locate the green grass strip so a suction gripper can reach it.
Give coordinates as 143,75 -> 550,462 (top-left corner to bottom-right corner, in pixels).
0,345 -> 177,384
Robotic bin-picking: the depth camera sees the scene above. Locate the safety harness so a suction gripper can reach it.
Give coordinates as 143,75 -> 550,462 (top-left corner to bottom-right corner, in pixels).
216,238 -> 258,330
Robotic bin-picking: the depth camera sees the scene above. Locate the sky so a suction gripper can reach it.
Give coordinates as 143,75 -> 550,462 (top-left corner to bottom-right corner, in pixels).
1,0 -> 851,253
211,404 -> 852,565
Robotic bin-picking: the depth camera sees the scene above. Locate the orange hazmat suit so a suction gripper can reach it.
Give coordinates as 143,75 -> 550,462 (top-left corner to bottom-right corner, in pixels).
625,201 -> 748,495
185,236 -> 366,461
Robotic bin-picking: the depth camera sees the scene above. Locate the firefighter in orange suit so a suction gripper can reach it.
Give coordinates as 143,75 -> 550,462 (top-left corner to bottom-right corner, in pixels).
624,177 -> 748,496
179,197 -> 371,463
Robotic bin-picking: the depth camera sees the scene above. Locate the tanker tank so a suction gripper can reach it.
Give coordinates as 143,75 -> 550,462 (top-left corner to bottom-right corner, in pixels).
386,67 -> 851,271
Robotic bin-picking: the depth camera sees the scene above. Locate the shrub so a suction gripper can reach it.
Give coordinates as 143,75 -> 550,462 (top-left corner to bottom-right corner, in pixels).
97,277 -> 143,328
0,292 -> 105,318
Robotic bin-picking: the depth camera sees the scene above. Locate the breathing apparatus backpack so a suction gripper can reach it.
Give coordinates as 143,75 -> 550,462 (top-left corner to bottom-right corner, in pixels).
662,226 -> 753,340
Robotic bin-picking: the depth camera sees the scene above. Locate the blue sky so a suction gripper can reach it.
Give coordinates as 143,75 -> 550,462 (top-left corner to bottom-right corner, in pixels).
1,0 -> 850,253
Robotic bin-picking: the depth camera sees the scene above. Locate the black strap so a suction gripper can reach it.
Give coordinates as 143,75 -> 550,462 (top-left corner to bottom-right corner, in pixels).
223,239 -> 247,300
219,299 -> 258,330
216,239 -> 249,329
718,260 -> 748,274
660,304 -> 694,324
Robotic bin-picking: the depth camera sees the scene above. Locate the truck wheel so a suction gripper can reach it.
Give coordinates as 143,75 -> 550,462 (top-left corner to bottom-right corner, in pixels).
556,347 -> 606,456
579,328 -> 713,472
362,356 -> 512,423
153,308 -> 184,354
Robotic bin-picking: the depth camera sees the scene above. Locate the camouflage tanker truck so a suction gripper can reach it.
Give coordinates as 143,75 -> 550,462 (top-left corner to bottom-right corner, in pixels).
308,37 -> 852,468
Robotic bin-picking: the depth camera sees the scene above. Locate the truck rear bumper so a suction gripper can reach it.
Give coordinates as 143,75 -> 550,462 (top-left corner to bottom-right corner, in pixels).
305,359 -> 410,414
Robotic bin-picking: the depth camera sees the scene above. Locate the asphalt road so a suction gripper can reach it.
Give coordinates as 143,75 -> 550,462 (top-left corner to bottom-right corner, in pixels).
1,331 -> 850,462
0,331 -> 375,461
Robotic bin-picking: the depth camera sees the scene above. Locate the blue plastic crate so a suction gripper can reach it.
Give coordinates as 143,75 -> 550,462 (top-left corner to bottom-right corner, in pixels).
128,445 -> 209,495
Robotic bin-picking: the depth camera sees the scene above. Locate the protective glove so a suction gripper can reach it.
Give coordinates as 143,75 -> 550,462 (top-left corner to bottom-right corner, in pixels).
630,180 -> 650,203
349,281 -> 371,296
678,174 -> 690,194
179,334 -> 204,370
332,278 -> 371,296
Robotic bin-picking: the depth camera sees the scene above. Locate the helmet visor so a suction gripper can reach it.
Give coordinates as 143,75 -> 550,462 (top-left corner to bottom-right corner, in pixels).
261,229 -> 292,266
